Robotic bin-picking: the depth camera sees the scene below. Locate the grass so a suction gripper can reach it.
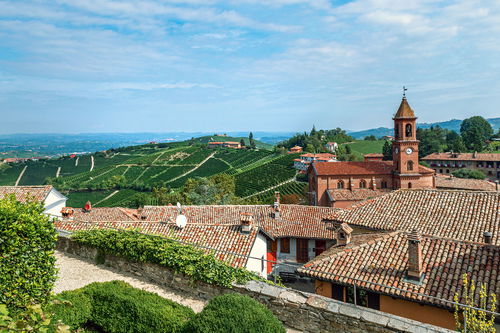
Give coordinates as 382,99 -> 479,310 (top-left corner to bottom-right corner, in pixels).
66,190 -> 114,207
342,140 -> 386,155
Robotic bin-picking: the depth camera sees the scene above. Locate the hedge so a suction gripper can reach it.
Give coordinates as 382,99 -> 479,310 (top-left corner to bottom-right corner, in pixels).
51,281 -> 194,333
71,229 -> 267,287
184,293 -> 285,333
0,195 -> 58,313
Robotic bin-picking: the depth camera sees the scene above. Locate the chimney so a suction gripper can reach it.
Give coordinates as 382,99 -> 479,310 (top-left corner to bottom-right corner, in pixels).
407,229 -> 423,282
473,151 -> 478,158
336,223 -> 353,246
272,192 -> 281,219
349,177 -> 354,191
371,177 -> 377,190
61,207 -> 74,220
240,212 -> 253,233
484,232 -> 492,244
83,201 -> 92,213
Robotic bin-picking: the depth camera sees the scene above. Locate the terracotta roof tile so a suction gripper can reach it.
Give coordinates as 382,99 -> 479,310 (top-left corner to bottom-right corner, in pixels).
435,176 -> 497,191
54,220 -> 257,268
72,207 -> 140,222
394,97 -> 416,119
327,189 -> 391,202
324,189 -> 500,245
298,232 -> 500,310
0,185 -> 53,203
422,152 -> 500,162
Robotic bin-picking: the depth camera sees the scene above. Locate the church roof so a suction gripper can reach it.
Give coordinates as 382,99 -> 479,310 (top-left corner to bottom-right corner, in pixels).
394,97 -> 416,119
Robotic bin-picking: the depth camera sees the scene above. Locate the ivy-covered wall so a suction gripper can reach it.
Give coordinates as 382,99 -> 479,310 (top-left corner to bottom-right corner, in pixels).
57,235 -> 452,333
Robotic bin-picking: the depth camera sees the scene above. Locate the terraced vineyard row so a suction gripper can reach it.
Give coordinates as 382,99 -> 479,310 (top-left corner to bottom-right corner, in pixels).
234,154 -> 298,197
169,158 -> 229,188
66,190 -> 113,207
0,165 -> 25,185
253,181 -> 307,203
96,189 -> 141,207
19,164 -> 58,185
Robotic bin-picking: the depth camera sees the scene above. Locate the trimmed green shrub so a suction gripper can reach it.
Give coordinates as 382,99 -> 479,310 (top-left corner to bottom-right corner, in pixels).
0,195 -> 58,313
84,281 -> 194,333
184,293 -> 285,333
51,289 -> 92,329
452,168 -> 486,180
72,229 -> 267,287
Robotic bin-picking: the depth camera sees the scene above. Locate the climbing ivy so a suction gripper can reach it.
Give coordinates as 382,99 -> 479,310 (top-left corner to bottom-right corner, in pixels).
71,229 -> 271,288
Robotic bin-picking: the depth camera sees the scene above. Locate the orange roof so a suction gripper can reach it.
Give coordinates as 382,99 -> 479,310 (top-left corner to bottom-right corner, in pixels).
364,153 -> 384,157
394,97 -> 416,119
312,161 -> 394,176
435,175 -> 497,191
298,231 -> 500,310
0,185 -> 53,203
208,142 -> 224,145
422,152 -> 500,162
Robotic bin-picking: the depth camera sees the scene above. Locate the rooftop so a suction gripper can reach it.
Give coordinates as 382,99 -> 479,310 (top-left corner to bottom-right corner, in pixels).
435,175 -> 498,191
422,152 -> 500,162
0,185 -> 54,203
394,97 -> 416,119
324,189 -> 500,245
326,189 -> 391,202
298,231 -> 500,310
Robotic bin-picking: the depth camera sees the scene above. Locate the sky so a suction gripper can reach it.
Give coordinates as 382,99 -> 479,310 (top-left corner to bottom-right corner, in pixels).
0,0 -> 499,134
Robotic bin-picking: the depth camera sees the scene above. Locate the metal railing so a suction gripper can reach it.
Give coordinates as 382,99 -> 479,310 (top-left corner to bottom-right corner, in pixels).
56,224 -> 500,332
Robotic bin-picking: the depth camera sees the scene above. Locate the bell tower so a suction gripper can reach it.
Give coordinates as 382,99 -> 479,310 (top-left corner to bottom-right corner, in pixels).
392,89 -> 420,189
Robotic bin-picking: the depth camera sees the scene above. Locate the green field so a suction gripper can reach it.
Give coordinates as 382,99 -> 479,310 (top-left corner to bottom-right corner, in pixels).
342,140 -> 386,155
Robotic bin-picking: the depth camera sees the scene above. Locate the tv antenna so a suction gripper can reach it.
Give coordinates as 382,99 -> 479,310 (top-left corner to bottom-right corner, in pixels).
403,86 -> 408,98
175,202 -> 187,229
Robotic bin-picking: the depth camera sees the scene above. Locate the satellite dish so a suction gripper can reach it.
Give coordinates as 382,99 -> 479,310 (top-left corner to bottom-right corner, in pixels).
175,214 -> 187,229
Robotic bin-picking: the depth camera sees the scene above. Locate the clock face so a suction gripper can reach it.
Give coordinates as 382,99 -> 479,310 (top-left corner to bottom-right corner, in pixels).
406,147 -> 413,155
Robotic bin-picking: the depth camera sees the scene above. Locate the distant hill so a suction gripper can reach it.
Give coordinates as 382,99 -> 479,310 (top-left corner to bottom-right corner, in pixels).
348,117 -> 500,139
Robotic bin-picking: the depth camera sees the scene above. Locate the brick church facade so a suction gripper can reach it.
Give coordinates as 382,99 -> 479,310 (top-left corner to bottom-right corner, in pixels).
308,96 -> 435,208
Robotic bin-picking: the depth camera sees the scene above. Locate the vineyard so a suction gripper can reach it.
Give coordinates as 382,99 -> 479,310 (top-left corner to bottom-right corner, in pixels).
1,140 -> 302,207
252,181 -> 308,203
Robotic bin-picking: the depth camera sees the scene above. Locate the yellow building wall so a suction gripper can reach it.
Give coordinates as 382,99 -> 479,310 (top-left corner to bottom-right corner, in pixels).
380,295 -> 456,330
315,280 -> 332,298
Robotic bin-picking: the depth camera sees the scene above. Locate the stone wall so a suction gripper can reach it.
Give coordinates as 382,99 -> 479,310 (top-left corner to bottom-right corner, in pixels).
57,236 -> 452,333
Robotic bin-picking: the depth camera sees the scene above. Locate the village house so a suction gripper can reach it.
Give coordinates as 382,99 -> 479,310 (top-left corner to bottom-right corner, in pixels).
293,153 -> 336,173
434,174 -> 498,191
297,188 -> 500,330
288,145 -> 303,153
363,153 -> 384,162
324,142 -> 338,153
54,194 -> 340,278
207,141 -> 242,149
308,96 -> 435,208
421,151 -> 500,180
0,185 -> 67,217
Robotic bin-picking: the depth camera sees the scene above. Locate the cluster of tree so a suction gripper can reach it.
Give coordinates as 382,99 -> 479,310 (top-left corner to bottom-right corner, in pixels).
277,127 -> 354,153
417,116 -> 495,157
130,174 -> 262,207
452,169 -> 486,180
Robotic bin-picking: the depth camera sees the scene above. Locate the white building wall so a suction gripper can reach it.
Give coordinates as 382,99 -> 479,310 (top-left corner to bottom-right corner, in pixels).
43,188 -> 67,217
246,233 -> 268,277
277,238 -> 297,262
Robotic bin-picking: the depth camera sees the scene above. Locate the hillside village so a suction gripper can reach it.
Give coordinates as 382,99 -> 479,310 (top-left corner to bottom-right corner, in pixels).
1,96 -> 499,332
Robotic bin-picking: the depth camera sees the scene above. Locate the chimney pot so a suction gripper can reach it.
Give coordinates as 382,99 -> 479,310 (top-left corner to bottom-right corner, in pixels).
84,201 -> 92,213
240,212 -> 253,233
484,231 -> 492,244
336,223 -> 353,246
407,229 -> 423,282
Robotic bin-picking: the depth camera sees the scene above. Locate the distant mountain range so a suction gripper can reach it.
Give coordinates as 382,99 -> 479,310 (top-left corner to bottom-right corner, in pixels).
348,117 -> 500,139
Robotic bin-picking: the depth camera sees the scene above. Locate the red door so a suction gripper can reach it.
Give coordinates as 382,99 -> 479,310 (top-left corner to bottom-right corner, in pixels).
296,238 -> 309,263
266,240 -> 278,274
315,240 -> 326,257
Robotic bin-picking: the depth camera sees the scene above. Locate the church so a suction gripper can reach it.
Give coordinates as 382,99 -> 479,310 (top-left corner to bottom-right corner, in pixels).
308,95 -> 435,208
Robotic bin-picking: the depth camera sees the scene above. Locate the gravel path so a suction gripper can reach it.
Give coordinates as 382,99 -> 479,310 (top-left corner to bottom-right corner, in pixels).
54,251 -> 302,332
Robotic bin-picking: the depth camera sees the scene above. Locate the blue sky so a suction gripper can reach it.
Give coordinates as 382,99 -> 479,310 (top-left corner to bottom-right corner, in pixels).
0,0 -> 499,134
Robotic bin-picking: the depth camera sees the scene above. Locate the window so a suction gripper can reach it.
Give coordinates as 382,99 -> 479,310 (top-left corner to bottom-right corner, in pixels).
446,169 -> 450,173
381,181 -> 388,189
394,126 -> 399,138
408,182 -> 412,189
439,169 -> 443,173
407,161 -> 413,171
359,179 -> 367,188
405,124 -> 412,137
337,180 -> 344,189
280,238 -> 290,253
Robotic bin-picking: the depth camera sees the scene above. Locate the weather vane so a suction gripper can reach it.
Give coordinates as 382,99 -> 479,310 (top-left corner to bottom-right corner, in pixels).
403,86 -> 408,98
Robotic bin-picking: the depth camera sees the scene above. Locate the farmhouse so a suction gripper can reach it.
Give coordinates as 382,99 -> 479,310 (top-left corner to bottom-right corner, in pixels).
308,96 -> 435,208
288,145 -> 303,153
324,142 -> 338,153
293,153 -> 336,173
422,151 -> 500,180
0,185 -> 67,217
207,141 -> 242,149
297,188 -> 500,329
